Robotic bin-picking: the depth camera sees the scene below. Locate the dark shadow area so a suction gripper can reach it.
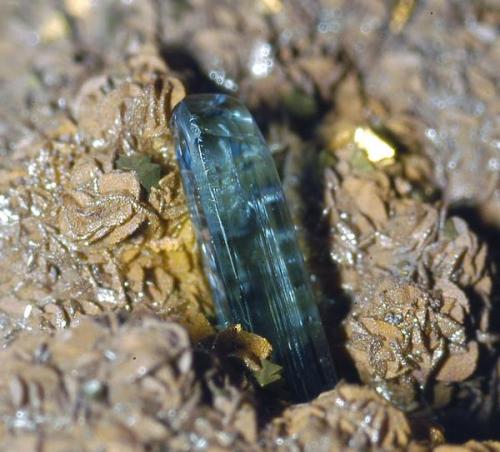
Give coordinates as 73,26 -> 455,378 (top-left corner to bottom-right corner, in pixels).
299,150 -> 359,384
436,204 -> 500,441
160,44 -> 222,95
449,204 -> 500,340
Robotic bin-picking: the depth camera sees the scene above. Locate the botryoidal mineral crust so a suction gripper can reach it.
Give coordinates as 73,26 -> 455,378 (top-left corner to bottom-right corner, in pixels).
158,0 -> 343,111
321,72 -> 496,411
264,383 -> 413,451
0,53 -> 214,346
0,312 -> 259,450
172,94 -> 336,402
0,311 -> 499,451
0,310 -> 460,451
434,442 -> 500,452
344,280 -> 478,408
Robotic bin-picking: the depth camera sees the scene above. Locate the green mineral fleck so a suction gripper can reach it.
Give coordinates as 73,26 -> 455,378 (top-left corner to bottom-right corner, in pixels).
254,359 -> 283,387
116,154 -> 162,192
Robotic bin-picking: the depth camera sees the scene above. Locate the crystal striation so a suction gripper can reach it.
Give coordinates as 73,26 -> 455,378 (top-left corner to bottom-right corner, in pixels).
172,94 -> 336,401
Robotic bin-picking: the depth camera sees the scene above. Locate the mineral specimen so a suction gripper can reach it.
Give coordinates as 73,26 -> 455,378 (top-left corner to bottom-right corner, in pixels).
0,54 -> 213,346
0,0 -> 498,446
172,94 -> 336,401
344,279 -> 478,408
320,71 -> 496,415
265,383 -> 413,451
0,312 -> 259,450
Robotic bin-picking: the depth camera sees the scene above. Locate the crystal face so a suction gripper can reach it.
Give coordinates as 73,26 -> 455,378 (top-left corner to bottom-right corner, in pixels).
171,94 -> 336,401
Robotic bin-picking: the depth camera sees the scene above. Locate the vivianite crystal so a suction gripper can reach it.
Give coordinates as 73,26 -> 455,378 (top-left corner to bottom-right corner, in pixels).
171,94 -> 336,401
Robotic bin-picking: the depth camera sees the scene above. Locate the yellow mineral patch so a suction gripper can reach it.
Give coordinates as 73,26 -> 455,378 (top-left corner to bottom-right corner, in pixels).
65,0 -> 92,17
354,127 -> 396,164
390,0 -> 416,34
259,0 -> 283,14
40,12 -> 68,42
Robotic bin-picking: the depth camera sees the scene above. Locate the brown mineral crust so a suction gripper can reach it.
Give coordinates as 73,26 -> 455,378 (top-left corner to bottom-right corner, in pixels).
0,0 -> 160,152
320,70 -> 497,409
361,0 -> 500,217
0,312 -> 259,451
323,145 -> 493,307
0,56 -> 213,346
423,217 -> 492,310
434,441 -> 500,452
265,383 -> 413,451
344,279 -> 478,404
321,71 -> 494,323
158,0 -> 345,111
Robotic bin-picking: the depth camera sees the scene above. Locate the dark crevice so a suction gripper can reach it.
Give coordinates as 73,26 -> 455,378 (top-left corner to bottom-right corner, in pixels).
299,153 -> 359,384
159,45 -> 222,95
448,204 -> 500,336
439,203 -> 500,441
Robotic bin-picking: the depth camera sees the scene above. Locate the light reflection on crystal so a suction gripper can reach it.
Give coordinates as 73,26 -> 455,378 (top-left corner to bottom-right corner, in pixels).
249,41 -> 274,78
208,68 -> 238,92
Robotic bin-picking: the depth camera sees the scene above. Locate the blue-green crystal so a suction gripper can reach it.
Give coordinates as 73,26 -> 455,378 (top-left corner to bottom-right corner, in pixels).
171,94 -> 336,401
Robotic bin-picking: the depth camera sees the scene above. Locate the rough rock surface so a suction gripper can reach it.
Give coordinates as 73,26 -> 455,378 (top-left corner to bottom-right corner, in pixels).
0,52 -> 213,347
0,312 -> 259,451
265,383 -> 413,451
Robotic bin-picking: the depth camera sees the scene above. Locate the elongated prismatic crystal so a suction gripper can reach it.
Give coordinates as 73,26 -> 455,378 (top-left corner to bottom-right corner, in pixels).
171,94 -> 336,401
